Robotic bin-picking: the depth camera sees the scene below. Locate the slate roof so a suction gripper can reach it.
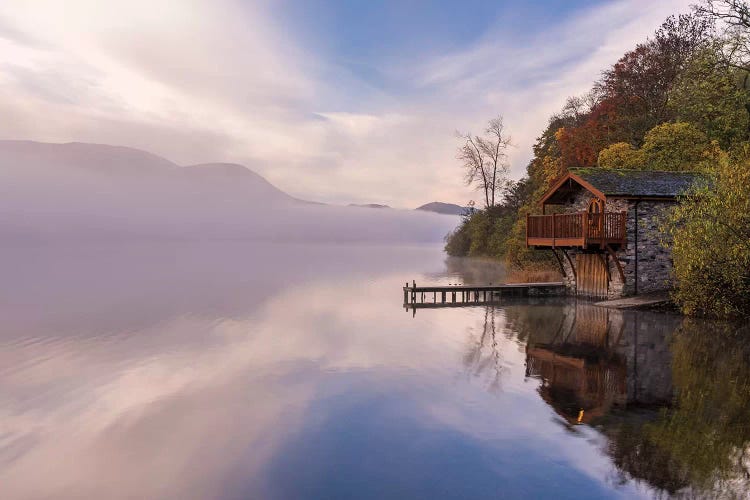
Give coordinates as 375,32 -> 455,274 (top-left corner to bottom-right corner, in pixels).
569,168 -> 705,198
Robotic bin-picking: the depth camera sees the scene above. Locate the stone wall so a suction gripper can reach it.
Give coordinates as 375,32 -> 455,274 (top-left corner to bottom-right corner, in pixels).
555,188 -> 675,299
624,200 -> 676,296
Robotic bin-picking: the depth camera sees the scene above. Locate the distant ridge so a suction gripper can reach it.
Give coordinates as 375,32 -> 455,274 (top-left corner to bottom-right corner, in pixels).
348,203 -> 391,209
415,202 -> 467,216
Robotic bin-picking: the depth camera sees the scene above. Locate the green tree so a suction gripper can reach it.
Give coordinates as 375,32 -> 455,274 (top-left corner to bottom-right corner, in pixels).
669,49 -> 750,148
666,151 -> 750,318
597,142 -> 645,169
641,122 -> 714,171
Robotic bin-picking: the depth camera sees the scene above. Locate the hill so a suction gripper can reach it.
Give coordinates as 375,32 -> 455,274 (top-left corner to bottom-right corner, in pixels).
415,202 -> 467,216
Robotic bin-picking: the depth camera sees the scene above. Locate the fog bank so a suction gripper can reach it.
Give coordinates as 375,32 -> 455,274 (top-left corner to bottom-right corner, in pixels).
0,141 -> 458,243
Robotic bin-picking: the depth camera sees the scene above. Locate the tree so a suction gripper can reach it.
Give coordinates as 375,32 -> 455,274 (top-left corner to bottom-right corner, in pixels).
551,15 -> 712,170
669,48 -> 750,147
457,116 -> 513,208
666,151 -> 750,318
640,122 -> 715,171
592,14 -> 713,144
598,123 -> 718,171
499,178 -> 532,212
696,0 -> 750,69
555,100 -> 621,169
598,142 -> 645,169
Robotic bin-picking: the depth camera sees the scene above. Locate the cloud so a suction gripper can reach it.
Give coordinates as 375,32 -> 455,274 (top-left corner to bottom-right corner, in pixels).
0,0 -> 693,207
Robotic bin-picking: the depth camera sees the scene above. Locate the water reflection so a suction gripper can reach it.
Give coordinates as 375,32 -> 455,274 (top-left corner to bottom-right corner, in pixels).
462,307 -> 509,393
1,246 -> 749,499
524,304 -> 675,426
471,297 -> 749,497
644,320 -> 750,497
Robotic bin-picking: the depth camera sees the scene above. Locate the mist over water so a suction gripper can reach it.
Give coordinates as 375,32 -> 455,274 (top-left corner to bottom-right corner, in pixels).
0,140 -> 458,243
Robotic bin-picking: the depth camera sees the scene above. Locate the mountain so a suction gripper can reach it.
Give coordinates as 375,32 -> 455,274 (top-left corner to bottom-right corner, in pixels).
0,140 -> 459,243
0,140 -> 295,205
415,202 -> 467,216
179,162 -> 299,204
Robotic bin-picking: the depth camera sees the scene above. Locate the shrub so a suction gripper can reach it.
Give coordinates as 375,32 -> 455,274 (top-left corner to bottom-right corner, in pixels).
667,152 -> 750,318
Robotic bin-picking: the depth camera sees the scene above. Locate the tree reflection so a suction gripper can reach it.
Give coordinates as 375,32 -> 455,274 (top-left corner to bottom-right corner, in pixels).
463,306 -> 509,393
644,320 -> 750,497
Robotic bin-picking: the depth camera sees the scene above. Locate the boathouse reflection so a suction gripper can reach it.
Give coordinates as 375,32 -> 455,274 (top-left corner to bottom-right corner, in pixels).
522,303 -> 677,426
453,292 -> 750,496
519,304 -> 750,496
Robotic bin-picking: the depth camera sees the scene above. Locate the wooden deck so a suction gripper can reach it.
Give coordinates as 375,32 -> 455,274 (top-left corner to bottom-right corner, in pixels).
403,282 -> 565,311
526,211 -> 626,249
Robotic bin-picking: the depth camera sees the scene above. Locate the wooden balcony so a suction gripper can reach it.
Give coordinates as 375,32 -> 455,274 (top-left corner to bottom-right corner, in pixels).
526,212 -> 626,249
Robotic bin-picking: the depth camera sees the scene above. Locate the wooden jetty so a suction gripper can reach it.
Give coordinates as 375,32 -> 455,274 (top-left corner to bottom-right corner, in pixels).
403,281 -> 565,310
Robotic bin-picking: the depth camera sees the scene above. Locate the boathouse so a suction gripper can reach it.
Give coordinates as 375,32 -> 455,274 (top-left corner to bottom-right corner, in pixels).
526,168 -> 703,299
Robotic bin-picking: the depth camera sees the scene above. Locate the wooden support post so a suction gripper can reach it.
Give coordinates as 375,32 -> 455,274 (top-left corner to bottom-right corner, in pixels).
404,283 -> 408,304
551,249 -> 567,278
442,291 -> 446,303
605,244 -> 626,284
552,213 -> 557,248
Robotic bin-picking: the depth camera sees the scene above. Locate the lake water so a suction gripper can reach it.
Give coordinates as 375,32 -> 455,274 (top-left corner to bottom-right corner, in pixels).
2,243 -> 749,499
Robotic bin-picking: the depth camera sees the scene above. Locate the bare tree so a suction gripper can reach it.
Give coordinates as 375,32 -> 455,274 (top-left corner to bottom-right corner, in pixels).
696,0 -> 750,70
697,0 -> 750,31
457,116 -> 513,209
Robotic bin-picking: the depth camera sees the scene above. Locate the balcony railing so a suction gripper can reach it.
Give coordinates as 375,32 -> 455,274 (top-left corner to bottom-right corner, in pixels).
526,211 -> 626,249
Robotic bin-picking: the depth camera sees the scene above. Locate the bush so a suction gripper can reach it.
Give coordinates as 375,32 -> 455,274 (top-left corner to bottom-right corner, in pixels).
444,222 -> 471,256
667,152 -> 750,318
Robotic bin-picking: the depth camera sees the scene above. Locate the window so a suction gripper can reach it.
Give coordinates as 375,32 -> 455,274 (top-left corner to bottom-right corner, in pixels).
587,198 -> 603,214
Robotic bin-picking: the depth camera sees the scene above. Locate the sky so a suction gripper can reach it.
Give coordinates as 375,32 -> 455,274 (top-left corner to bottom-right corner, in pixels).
0,0 -> 694,207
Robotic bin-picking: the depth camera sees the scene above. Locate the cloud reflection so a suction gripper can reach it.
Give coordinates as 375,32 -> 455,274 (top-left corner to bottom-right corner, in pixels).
1,244 -> 671,499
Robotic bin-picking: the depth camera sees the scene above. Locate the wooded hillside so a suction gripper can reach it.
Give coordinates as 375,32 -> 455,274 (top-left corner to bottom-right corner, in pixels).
446,0 -> 750,318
